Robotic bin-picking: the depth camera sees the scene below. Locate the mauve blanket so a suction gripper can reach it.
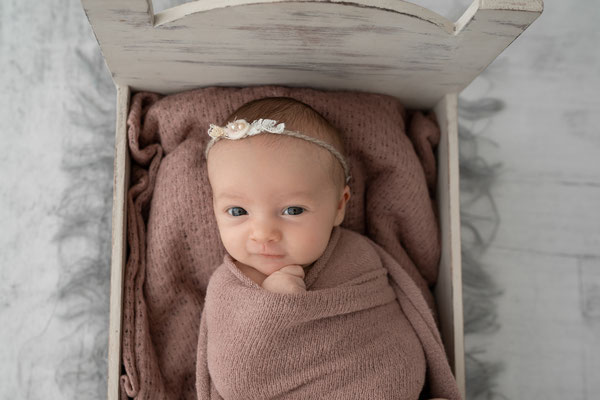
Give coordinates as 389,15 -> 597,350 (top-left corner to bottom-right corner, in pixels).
197,227 -> 460,399
122,86 -> 444,399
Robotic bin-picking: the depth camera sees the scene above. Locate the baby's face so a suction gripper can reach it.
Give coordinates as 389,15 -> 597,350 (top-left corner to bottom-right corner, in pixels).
207,135 -> 349,276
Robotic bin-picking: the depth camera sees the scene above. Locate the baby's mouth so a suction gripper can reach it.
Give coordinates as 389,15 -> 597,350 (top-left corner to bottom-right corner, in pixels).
256,253 -> 285,259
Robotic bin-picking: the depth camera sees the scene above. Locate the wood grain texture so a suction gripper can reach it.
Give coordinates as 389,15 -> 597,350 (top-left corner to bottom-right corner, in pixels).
434,93 -> 466,399
81,0 -> 542,108
456,0 -> 599,392
467,247 -> 600,398
108,85 -> 130,400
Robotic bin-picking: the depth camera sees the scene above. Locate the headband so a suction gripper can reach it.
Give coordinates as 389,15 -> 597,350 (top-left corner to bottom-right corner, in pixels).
205,118 -> 351,184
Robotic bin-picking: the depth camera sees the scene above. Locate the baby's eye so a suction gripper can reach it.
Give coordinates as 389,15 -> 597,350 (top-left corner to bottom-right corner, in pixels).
227,207 -> 248,217
283,206 -> 304,216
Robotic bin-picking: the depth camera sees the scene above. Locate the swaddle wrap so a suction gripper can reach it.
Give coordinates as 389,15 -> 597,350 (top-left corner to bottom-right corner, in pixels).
196,227 -> 460,399
122,86 -> 445,399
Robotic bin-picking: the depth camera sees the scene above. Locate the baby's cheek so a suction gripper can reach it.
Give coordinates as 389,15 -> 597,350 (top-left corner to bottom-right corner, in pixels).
219,225 -> 245,256
296,226 -> 330,264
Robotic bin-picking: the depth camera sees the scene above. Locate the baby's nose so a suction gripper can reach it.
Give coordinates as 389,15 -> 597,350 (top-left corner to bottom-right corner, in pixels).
250,219 -> 282,243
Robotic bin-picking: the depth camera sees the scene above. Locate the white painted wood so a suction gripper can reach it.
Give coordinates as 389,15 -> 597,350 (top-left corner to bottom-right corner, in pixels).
434,93 -> 466,399
81,0 -> 542,109
108,85 -> 130,400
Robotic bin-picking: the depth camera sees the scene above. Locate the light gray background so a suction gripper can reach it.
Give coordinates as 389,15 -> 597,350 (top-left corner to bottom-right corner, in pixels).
1,0 -> 598,399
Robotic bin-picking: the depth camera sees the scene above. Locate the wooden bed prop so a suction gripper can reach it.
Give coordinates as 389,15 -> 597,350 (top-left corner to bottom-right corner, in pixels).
79,1 -> 543,398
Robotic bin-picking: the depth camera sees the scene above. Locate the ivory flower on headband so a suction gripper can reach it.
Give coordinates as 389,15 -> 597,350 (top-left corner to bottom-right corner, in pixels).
205,118 -> 351,184
208,118 -> 285,140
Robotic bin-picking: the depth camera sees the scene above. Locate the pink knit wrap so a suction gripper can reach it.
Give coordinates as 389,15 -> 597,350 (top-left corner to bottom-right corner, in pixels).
122,86 -> 447,399
197,227 -> 460,399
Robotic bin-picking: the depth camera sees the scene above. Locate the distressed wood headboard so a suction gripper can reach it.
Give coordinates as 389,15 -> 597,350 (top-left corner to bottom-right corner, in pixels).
82,0 -> 543,108
81,0 -> 542,108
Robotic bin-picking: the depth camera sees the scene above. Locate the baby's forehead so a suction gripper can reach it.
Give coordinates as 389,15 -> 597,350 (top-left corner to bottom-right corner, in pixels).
212,136 -> 329,175
210,133 -> 329,162
207,132 -> 344,191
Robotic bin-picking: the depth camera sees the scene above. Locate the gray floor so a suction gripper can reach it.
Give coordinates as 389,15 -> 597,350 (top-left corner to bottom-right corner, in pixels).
1,0 -> 598,399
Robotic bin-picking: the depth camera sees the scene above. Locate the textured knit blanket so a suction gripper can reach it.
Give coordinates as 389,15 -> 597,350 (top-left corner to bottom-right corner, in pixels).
196,227 -> 460,399
122,86 -> 444,399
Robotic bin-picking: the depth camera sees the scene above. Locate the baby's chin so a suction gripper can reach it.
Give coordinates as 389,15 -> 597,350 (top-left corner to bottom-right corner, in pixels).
241,255 -> 313,276
234,256 -> 284,274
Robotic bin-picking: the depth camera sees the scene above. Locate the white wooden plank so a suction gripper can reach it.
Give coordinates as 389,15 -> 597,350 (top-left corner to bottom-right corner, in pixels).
434,93 -> 466,398
485,179 -> 600,258
80,0 -> 542,108
468,248 -> 600,399
579,257 -> 600,397
107,84 -> 130,400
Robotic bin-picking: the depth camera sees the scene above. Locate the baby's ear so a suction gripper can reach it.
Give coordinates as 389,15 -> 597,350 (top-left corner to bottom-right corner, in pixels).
333,185 -> 351,226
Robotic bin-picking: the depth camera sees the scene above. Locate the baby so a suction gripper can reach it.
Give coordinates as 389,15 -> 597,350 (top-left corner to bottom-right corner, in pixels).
198,96 -> 460,400
206,97 -> 351,294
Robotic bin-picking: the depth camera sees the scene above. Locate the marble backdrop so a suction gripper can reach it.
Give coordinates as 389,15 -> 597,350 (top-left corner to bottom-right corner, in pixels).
0,0 -> 598,399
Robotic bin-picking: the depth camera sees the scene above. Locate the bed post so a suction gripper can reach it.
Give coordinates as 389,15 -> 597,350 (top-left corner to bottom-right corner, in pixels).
107,84 -> 131,400
433,93 -> 465,398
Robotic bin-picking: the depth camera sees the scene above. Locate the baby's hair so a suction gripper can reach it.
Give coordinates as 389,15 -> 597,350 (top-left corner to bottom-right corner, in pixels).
223,97 -> 347,190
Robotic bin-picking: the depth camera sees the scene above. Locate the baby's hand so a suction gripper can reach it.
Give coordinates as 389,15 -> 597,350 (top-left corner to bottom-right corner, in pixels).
261,265 -> 306,294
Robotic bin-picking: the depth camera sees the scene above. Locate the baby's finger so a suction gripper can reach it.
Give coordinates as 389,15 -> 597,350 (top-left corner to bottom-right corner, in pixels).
292,276 -> 306,290
278,264 -> 305,278
261,273 -> 306,294
283,276 -> 306,292
287,283 -> 307,294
